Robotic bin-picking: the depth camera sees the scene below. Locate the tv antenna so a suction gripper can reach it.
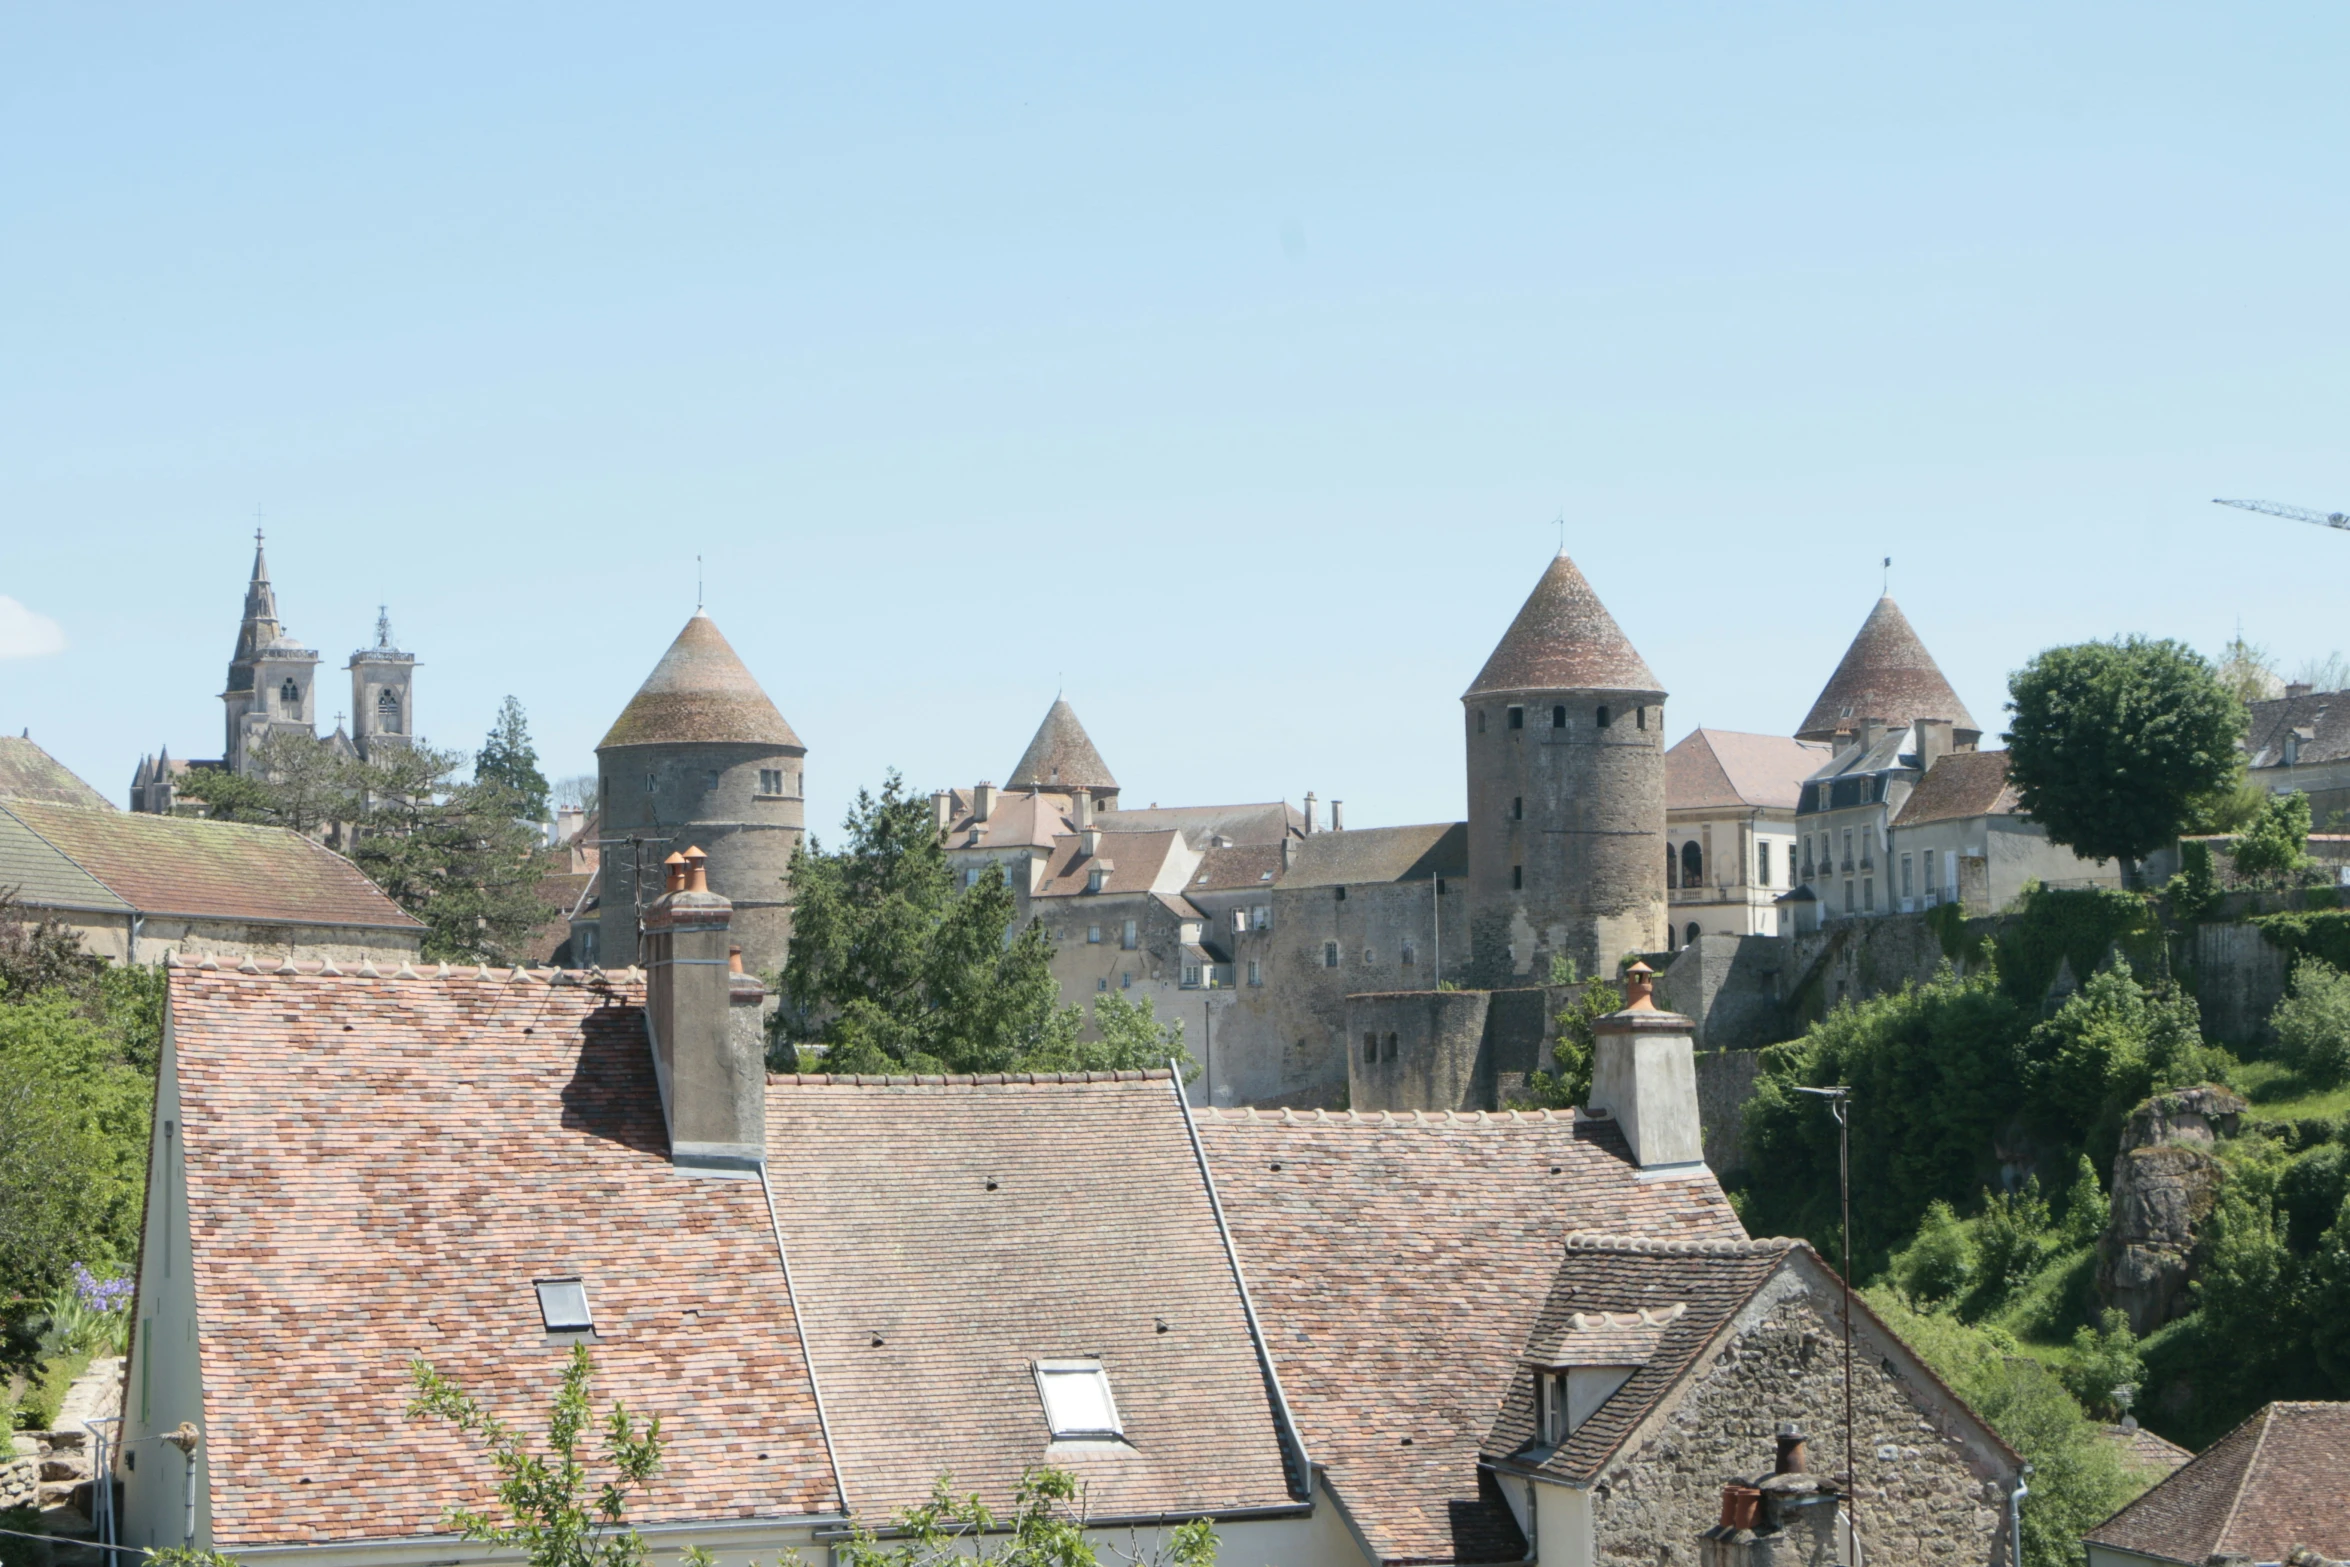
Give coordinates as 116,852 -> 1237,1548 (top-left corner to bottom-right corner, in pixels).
1794,1084 -> 1858,1566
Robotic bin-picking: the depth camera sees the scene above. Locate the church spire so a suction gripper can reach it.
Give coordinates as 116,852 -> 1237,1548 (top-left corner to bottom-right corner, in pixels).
227,529 -> 286,690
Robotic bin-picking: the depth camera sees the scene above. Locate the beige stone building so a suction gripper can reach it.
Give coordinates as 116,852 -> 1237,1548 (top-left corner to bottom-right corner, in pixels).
1889,749 -> 2121,914
1664,729 -> 1828,946
2242,684 -> 2350,825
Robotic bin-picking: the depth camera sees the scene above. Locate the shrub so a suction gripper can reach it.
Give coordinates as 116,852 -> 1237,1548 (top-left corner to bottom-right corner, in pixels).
2057,1154 -> 2110,1250
2165,840 -> 2221,923
2271,957 -> 2350,1087
1889,1199 -> 1975,1309
2231,791 -> 2314,885
1973,1180 -> 2056,1310
2062,1309 -> 2146,1420
2020,961 -> 2226,1159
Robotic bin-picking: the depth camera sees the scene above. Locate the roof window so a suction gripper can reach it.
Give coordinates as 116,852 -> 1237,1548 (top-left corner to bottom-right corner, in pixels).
1034,1359 -> 1122,1439
535,1277 -> 593,1333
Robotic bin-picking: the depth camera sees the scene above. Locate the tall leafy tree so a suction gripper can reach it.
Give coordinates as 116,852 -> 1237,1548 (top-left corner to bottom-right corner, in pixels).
2004,637 -> 2246,883
780,772 -> 1194,1077
347,742 -> 555,964
476,696 -> 552,824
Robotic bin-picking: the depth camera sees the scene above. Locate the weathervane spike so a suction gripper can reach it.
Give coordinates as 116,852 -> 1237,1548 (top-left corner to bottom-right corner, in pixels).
696,555 -> 704,612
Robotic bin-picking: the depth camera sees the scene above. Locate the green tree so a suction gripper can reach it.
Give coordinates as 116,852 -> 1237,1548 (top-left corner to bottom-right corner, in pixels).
2061,1309 -> 2145,1420
780,774 -> 1090,1076
2191,1180 -> 2298,1387
2163,839 -> 2222,922
1515,958 -> 1621,1109
477,696 -> 553,824
2057,1154 -> 2109,1251
1076,991 -> 1196,1077
2270,957 -> 2350,1088
0,993 -> 151,1296
2307,1194 -> 2350,1391
2019,961 -> 2224,1161
407,1344 -> 665,1567
2230,791 -> 2313,886
2215,631 -> 2282,706
1888,1199 -> 1975,1309
836,1466 -> 1215,1567
175,731 -> 351,835
0,890 -> 104,999
347,742 -> 555,963
2004,638 -> 2247,882
1971,1179 -> 2055,1311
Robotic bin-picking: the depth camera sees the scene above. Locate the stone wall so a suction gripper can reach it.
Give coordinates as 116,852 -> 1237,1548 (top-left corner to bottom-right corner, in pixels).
1592,1275 -> 2012,1567
1695,1049 -> 1763,1175
2183,921 -> 2289,1049
1658,935 -> 1793,1051
1345,987 -> 1554,1112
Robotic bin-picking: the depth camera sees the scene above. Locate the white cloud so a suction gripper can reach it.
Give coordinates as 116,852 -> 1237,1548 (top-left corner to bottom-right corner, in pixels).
0,595 -> 67,659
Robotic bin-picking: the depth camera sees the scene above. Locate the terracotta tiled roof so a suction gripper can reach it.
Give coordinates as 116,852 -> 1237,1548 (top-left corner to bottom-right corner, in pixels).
1031,829 -> 1187,898
765,1074 -> 1298,1520
156,967 -> 839,1548
598,614 -> 803,751
948,790 -> 1076,849
1184,844 -> 1286,892
1098,802 -> 1303,846
2105,1423 -> 2194,1478
1891,751 -> 2022,828
1,801 -> 419,930
2086,1402 -> 2350,1563
1796,598 -> 1979,742
1007,699 -> 1118,792
1195,1108 -> 1743,1565
1665,730 -> 1832,813
0,737 -> 112,809
0,809 -> 129,913
1465,553 -> 1662,699
1275,823 -> 1467,890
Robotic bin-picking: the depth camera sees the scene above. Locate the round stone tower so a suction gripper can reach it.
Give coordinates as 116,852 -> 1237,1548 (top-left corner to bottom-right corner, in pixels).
596,614 -> 805,974
1462,551 -> 1666,984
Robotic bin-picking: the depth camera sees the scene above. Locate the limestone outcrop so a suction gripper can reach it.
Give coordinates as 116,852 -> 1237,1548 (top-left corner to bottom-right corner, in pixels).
2098,1086 -> 2247,1334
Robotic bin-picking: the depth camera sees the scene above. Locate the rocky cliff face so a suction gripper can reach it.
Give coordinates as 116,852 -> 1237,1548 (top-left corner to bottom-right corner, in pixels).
2098,1086 -> 2245,1335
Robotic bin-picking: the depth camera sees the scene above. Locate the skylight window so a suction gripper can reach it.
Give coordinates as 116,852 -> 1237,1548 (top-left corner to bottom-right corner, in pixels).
1033,1359 -> 1122,1439
535,1277 -> 593,1333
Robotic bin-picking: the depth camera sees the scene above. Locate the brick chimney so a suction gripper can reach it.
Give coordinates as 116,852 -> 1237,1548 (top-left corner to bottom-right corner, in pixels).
1914,718 -> 1953,776
642,844 -> 766,1177
1586,961 -> 1704,1169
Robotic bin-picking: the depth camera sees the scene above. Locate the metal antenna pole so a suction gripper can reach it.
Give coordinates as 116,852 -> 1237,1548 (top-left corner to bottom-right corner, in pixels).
1796,1084 -> 1858,1565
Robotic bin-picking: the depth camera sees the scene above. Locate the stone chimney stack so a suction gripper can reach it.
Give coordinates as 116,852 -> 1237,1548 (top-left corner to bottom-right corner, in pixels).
1081,825 -> 1103,859
1282,835 -> 1297,871
1304,792 -> 1318,834
1856,717 -> 1887,756
1075,791 -> 1095,829
1330,799 -> 1344,832
932,790 -> 953,834
1697,1425 -> 1841,1567
1914,718 -> 1953,776
642,843 -> 766,1177
974,782 -> 996,823
2288,681 -> 2314,699
1586,961 -> 1704,1169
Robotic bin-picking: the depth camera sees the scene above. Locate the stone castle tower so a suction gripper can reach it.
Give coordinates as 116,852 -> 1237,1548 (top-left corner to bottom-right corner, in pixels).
1463,551 -> 1666,982
596,614 -> 805,974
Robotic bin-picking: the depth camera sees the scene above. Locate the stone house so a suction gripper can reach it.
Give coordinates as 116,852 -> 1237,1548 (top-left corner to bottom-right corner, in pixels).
1888,749 -> 2120,915
2084,1401 -> 2348,1567
0,795 -> 421,964
1664,730 -> 1828,947
124,873 -> 2023,1567
2242,686 -> 2350,827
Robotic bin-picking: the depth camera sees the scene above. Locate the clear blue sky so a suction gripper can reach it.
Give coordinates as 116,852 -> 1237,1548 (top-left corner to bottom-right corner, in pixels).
4,4 -> 2345,837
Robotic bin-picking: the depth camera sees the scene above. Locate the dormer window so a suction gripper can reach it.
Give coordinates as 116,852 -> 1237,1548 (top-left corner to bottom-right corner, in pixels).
1034,1359 -> 1121,1440
1538,1370 -> 1570,1445
1087,868 -> 1105,893
1534,1365 -> 1638,1445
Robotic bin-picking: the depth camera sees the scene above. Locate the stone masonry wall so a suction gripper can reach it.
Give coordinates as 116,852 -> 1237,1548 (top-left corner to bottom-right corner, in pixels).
1592,1278 -> 2011,1567
1694,1049 -> 1762,1175
2185,921 -> 2289,1049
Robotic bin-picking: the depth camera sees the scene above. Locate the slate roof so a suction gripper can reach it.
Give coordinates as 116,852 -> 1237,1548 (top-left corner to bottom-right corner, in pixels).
1274,823 -> 1468,890
1031,829 -> 1187,899
1665,730 -> 1832,813
1098,801 -> 1304,847
765,1074 -> 1299,1520
0,801 -> 420,930
2085,1401 -> 2350,1563
1007,699 -> 1118,792
1892,751 -> 2023,828
2246,691 -> 2350,770
0,737 -> 113,809
1183,844 -> 1287,893
598,614 -> 803,751
1196,1108 -> 1743,1566
154,966 -> 841,1548
1797,598 -> 1980,742
1466,553 -> 1663,699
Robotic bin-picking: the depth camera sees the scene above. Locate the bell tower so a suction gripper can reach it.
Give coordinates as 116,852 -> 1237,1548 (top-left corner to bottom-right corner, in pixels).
349,607 -> 418,761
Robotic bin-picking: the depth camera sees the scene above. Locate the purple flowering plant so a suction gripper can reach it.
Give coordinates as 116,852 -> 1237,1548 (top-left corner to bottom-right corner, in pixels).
73,1263 -> 134,1315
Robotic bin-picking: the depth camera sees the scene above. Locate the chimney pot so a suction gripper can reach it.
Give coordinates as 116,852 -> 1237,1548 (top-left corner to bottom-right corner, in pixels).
683,845 -> 709,893
1775,1425 -> 1808,1475
664,851 -> 688,894
1623,959 -> 1657,1011
1718,1485 -> 1763,1531
729,944 -> 745,975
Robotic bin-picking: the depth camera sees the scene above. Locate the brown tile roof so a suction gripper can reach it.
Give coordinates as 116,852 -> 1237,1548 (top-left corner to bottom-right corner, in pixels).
1891,750 -> 2022,829
0,737 -> 112,809
2105,1422 -> 2195,1478
1031,829 -> 1186,899
156,967 -> 839,1548
1,801 -> 420,931
1276,823 -> 1467,890
949,790 -> 1076,849
598,614 -> 803,751
1098,801 -> 1303,846
2086,1402 -> 2350,1563
1007,699 -> 1118,792
0,808 -> 130,913
1184,844 -> 1286,892
1196,1108 -> 1744,1565
1465,553 -> 1662,699
2246,691 -> 2350,770
1796,597 -> 1980,742
1665,730 -> 1833,813
765,1074 -> 1299,1520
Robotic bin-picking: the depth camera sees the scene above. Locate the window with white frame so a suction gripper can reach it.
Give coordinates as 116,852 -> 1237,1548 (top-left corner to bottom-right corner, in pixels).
1034,1359 -> 1122,1439
1538,1370 -> 1569,1446
1324,942 -> 1339,968
1253,904 -> 1272,930
758,768 -> 786,797
1087,925 -> 1102,945
535,1277 -> 593,1334
1121,919 -> 1137,950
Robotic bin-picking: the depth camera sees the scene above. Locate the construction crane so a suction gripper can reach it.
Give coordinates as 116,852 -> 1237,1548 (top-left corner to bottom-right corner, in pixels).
2214,497 -> 2350,532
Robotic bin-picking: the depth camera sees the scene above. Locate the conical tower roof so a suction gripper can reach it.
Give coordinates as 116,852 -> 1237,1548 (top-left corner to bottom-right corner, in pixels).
597,614 -> 803,751
226,531 -> 286,690
1464,552 -> 1662,698
1796,597 -> 1979,743
1007,698 -> 1117,792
